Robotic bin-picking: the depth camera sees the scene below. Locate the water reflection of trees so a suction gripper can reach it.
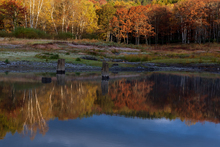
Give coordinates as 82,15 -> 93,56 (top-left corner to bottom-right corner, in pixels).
0,81 -> 97,140
1,73 -> 220,140
109,79 -> 154,111
22,90 -> 48,140
149,74 -> 220,123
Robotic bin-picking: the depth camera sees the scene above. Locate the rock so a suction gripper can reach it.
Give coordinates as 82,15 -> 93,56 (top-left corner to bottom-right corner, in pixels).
0,61 -> 6,65
112,59 -> 123,62
42,77 -> 52,84
112,63 -> 119,67
80,56 -> 98,61
148,68 -> 155,71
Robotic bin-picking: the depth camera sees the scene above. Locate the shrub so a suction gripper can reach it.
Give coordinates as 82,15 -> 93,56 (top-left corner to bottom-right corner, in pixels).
13,27 -> 51,39
4,59 -> 9,64
35,53 -> 59,59
0,30 -> 14,37
54,32 -> 74,40
50,54 -> 59,59
75,58 -> 81,61
81,33 -> 99,39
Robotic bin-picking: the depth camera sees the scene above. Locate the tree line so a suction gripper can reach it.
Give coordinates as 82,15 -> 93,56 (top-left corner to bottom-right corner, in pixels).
0,0 -> 220,44
109,0 -> 220,44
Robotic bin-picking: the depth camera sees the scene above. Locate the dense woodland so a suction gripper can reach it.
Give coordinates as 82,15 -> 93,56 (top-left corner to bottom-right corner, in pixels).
1,73 -> 220,139
0,0 -> 220,44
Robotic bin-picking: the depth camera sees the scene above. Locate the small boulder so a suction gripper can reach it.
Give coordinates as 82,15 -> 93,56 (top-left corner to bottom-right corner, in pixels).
112,59 -> 123,62
80,56 -> 98,61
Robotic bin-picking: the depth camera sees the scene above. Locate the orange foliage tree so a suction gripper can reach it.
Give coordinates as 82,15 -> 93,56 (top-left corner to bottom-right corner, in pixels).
0,0 -> 27,30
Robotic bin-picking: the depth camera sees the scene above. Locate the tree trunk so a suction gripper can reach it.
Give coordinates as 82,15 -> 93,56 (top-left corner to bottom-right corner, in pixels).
34,0 -> 44,29
72,23 -> 74,39
106,31 -> 110,41
51,7 -> 58,34
145,35 -> 148,45
126,32 -> 129,44
217,2 -> 219,43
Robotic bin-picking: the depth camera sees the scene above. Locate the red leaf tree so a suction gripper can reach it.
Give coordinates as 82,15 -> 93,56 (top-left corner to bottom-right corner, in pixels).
0,0 -> 27,31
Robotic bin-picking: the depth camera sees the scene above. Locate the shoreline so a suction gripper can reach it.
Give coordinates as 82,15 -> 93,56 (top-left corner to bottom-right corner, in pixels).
1,61 -> 220,73
1,38 -> 220,74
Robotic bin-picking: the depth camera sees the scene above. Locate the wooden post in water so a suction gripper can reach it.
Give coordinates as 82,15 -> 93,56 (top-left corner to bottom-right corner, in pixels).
102,61 -> 109,80
101,79 -> 109,95
57,59 -> 65,74
57,59 -> 65,85
57,74 -> 65,85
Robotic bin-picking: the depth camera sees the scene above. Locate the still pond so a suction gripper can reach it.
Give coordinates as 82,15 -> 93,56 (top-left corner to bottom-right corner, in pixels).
0,72 -> 220,147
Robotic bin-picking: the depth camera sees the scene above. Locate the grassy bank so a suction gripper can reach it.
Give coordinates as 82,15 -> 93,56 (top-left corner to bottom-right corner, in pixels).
1,37 -> 220,67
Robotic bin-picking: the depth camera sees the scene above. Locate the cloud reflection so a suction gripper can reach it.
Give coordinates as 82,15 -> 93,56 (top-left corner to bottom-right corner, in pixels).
1,115 -> 220,147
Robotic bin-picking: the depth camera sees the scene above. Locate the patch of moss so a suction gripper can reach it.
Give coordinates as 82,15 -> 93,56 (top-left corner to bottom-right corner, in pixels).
75,58 -> 81,61
75,72 -> 81,76
35,53 -> 59,59
4,59 -> 9,64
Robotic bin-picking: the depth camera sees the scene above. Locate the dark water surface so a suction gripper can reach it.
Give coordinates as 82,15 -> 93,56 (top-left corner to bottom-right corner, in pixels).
1,72 -> 220,147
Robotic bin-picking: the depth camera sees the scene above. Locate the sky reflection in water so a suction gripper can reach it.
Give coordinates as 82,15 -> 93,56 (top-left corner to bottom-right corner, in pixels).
1,72 -> 220,147
2,115 -> 220,147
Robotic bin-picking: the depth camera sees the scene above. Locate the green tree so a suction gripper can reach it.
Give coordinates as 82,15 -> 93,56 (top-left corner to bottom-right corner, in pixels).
96,3 -> 116,40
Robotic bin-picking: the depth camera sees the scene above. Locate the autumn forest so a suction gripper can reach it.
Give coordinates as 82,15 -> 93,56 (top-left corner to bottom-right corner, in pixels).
1,0 -> 220,44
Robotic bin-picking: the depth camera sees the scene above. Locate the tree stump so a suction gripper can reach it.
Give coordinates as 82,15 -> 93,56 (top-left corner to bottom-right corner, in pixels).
102,61 -> 109,80
57,59 -> 65,74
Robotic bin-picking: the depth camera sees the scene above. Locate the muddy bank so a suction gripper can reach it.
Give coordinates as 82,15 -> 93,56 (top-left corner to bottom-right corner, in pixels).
1,61 -> 220,73
0,61 -> 100,72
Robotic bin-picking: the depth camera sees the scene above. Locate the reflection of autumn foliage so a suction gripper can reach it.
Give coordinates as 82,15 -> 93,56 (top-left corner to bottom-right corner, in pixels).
0,81 -> 98,140
172,92 -> 220,124
0,114 -> 23,140
0,83 -> 25,140
2,74 -> 220,140
149,73 -> 220,124
174,93 -> 208,123
109,79 -> 154,111
50,82 -> 97,120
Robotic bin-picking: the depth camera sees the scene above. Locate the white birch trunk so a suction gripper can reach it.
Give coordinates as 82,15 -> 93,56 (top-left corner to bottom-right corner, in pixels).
34,0 -> 44,29
51,6 -> 58,34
